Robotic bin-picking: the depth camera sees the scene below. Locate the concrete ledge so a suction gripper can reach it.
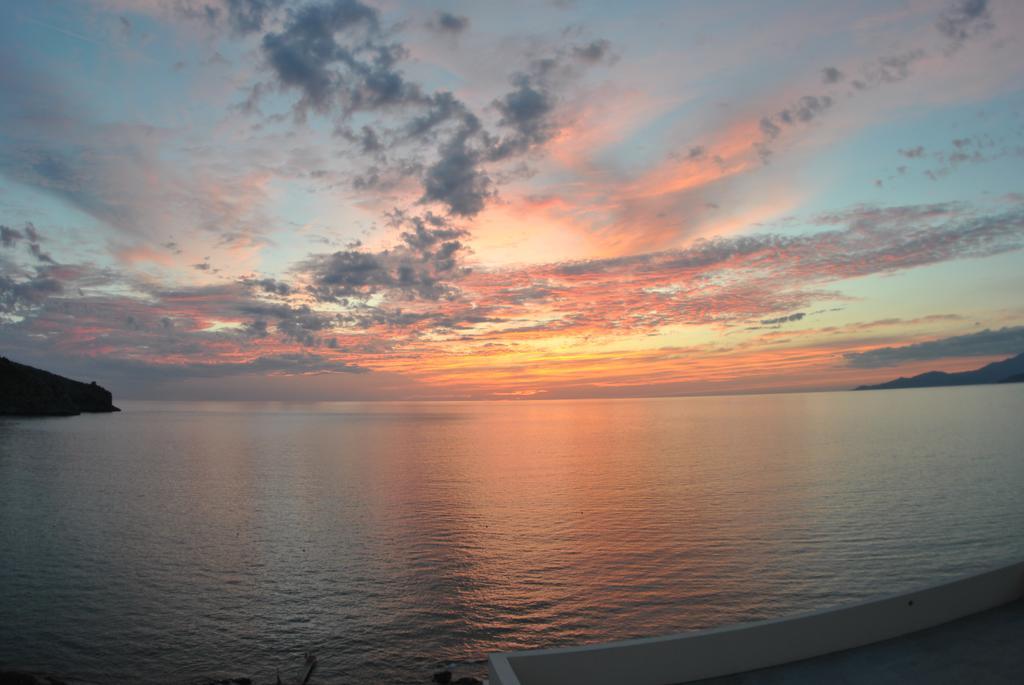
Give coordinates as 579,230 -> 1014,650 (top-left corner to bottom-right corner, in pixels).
488,560 -> 1024,685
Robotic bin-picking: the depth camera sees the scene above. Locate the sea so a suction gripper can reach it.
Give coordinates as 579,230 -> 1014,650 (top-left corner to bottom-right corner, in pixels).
1,385 -> 1023,683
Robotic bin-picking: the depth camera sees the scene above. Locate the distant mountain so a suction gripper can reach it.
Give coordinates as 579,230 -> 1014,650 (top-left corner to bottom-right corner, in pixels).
855,353 -> 1024,391
0,357 -> 120,416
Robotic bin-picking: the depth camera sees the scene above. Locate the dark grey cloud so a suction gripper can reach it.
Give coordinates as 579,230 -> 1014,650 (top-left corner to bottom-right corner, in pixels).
1,222 -> 56,263
301,214 -> 471,301
260,0 -> 424,118
242,318 -> 269,338
404,91 -> 470,140
822,66 -> 844,84
413,38 -> 611,216
899,146 -> 926,158
420,119 -> 492,217
242,2 -> 612,218
304,250 -> 393,299
430,12 -> 469,34
0,271 -> 63,314
1,225 -> 24,248
488,74 -> 557,160
760,312 -> 806,325
29,242 -> 55,265
572,39 -> 612,63
238,302 -> 335,345
351,124 -> 382,153
936,0 -> 993,46
845,326 -> 1024,368
242,276 -> 292,295
756,92 -> 835,161
250,7 -> 611,217
784,95 -> 832,124
484,41 -> 608,162
413,42 -> 599,216
759,116 -> 781,140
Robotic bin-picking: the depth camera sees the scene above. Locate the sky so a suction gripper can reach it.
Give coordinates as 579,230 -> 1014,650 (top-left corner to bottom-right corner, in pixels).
1,0 -> 1023,401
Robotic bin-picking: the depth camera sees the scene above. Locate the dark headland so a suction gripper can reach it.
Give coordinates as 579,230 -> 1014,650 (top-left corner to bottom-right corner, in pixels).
855,352 -> 1024,391
0,357 -> 119,416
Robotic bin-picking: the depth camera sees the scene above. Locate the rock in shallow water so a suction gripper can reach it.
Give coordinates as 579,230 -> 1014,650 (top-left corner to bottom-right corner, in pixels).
431,671 -> 484,685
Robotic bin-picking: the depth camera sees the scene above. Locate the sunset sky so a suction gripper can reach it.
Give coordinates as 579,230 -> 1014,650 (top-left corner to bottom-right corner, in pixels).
1,0 -> 1023,400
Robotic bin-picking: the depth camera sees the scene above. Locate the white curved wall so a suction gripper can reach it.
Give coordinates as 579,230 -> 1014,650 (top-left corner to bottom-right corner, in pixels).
488,560 -> 1024,685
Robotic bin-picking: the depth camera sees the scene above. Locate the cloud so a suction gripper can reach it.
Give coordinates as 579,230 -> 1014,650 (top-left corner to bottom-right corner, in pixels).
176,0 -> 286,35
300,214 -> 470,301
237,302 -> 336,345
1,223 -> 56,264
523,202 -> 1024,333
899,146 -> 926,158
756,94 -> 834,161
821,66 -> 844,84
260,0 -> 422,118
429,11 -> 469,34
0,52 -> 273,250
416,41 -> 611,215
761,312 -> 806,325
572,39 -> 612,63
489,74 -> 558,160
419,118 -> 492,217
753,29 -> 931,163
936,0 -> 993,48
2,198 -> 1021,395
782,95 -> 833,125
242,277 -> 292,295
866,50 -> 926,86
845,326 -> 1024,368
250,3 -> 611,218
1,225 -> 24,248
0,270 -> 64,314
224,0 -> 285,34
29,242 -> 56,265
903,135 -> 1022,181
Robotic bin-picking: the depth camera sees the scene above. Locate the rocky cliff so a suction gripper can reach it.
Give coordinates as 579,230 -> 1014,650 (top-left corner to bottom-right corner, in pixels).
0,357 -> 120,416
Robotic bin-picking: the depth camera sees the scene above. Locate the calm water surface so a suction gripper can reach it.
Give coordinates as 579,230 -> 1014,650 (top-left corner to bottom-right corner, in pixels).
1,387 -> 1023,683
